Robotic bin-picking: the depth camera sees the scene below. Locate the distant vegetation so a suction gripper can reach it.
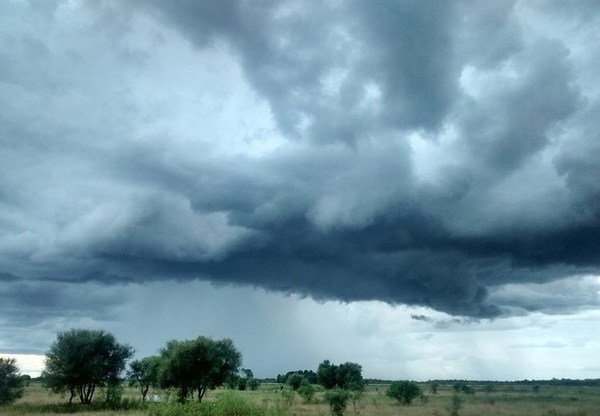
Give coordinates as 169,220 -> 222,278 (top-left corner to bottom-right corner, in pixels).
2,327 -> 600,416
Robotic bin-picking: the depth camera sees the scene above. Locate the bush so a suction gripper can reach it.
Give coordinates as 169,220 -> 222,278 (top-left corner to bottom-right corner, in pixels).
247,378 -> 261,391
324,388 -> 350,416
297,380 -> 316,403
386,381 -> 421,405
279,389 -> 296,408
446,394 -> 463,416
237,377 -> 247,391
103,382 -> 124,409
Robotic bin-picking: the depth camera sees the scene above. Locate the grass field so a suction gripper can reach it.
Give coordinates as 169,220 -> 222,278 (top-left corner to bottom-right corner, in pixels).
3,381 -> 599,416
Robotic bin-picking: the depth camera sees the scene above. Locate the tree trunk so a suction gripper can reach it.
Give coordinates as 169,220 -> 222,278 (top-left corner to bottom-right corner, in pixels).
197,387 -> 206,402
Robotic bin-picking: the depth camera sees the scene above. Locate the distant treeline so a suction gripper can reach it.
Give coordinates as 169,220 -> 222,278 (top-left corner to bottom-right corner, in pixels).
364,378 -> 600,387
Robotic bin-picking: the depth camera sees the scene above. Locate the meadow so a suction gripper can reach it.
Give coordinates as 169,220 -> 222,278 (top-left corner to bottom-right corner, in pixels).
3,381 -> 599,416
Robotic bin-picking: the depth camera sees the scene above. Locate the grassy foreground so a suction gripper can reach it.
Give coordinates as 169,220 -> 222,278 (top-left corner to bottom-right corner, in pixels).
3,381 -> 599,416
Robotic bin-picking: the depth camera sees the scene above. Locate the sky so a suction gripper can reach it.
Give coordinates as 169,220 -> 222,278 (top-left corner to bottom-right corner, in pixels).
1,0 -> 599,381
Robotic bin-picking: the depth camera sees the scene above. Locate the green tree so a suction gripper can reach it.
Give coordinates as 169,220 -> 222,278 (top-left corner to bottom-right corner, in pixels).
317,360 -> 363,391
386,380 -> 422,405
336,362 -> 364,391
0,358 -> 25,406
287,373 -> 306,390
241,368 -> 254,378
317,360 -> 338,389
42,329 -> 133,404
128,356 -> 162,401
158,336 -> 241,402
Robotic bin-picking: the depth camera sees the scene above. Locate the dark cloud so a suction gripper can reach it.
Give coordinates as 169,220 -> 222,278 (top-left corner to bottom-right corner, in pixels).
354,0 -> 458,131
0,0 -> 599,325
456,38 -> 582,174
489,275 -> 600,315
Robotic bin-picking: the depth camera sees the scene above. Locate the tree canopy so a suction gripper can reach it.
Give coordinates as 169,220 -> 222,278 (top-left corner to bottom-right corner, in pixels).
158,336 -> 241,402
0,357 -> 25,406
128,356 -> 162,401
386,380 -> 422,405
42,328 -> 133,404
317,360 -> 363,390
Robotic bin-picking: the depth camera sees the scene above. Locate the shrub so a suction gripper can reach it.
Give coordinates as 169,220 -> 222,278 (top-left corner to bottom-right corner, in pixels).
247,377 -> 261,391
386,381 -> 421,405
280,388 -> 296,407
297,380 -> 316,403
103,382 -> 124,409
446,394 -> 463,416
324,388 -> 350,416
237,377 -> 247,391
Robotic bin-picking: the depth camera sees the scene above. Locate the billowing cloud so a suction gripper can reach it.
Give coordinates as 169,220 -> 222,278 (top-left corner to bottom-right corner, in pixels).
1,0 -> 599,337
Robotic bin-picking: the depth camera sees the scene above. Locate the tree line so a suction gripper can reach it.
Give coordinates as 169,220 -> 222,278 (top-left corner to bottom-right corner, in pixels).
0,327 -> 430,412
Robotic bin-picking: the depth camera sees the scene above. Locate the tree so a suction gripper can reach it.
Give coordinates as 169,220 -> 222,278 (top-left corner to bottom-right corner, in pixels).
0,358 -> 25,406
43,328 -> 133,404
317,360 -> 338,389
386,381 -> 422,405
336,362 -> 364,391
241,368 -> 253,378
287,373 -> 306,390
158,336 -> 241,402
128,356 -> 162,401
317,360 -> 363,391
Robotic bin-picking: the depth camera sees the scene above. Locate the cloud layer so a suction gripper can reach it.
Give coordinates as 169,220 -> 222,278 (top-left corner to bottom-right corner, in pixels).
1,0 -> 599,323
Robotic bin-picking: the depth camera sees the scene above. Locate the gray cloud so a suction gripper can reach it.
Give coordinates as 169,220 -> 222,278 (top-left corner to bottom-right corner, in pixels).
1,0 -> 599,326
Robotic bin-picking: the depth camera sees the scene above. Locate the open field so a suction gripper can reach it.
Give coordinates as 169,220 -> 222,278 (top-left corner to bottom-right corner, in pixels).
3,381 -> 599,416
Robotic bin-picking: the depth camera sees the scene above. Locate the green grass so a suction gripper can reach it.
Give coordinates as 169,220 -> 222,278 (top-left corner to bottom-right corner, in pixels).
2,381 -> 599,416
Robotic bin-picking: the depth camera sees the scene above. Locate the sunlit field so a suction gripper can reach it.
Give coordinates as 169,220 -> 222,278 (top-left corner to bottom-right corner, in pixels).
3,381 -> 599,416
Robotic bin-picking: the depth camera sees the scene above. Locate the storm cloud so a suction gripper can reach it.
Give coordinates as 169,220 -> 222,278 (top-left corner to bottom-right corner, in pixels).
1,0 -> 599,329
